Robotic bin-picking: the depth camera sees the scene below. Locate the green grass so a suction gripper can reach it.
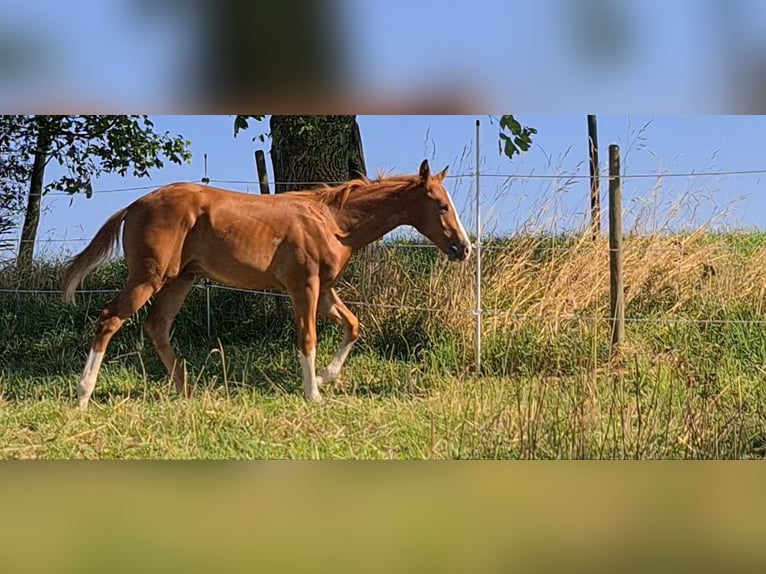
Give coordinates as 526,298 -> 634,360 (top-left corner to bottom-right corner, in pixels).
2,233 -> 766,459
1,347 -> 765,459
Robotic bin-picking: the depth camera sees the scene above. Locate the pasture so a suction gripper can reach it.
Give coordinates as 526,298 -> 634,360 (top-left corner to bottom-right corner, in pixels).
2,231 -> 766,459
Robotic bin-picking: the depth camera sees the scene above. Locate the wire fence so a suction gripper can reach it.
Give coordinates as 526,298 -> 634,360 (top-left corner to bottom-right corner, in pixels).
4,286 -> 763,327
1,164 -> 765,197
4,136 -> 766,373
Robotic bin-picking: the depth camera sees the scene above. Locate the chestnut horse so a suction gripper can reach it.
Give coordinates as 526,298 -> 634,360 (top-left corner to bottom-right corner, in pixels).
61,159 -> 472,409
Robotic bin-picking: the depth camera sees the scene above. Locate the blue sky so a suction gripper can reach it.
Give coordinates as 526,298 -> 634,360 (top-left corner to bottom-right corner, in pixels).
4,1 -> 766,112
25,114 -> 766,259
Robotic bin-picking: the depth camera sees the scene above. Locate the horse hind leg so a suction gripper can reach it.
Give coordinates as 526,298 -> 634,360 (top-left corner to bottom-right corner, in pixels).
317,289 -> 359,387
143,273 -> 196,397
77,280 -> 158,410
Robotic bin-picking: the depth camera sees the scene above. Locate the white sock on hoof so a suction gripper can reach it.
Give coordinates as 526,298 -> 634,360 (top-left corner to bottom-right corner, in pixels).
77,349 -> 104,409
300,349 -> 321,401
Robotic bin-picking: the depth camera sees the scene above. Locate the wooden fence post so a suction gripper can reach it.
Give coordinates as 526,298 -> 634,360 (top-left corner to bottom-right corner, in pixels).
609,144 -> 625,350
255,150 -> 271,194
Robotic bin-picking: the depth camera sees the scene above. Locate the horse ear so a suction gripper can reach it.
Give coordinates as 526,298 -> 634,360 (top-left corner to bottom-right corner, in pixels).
419,159 -> 431,181
436,165 -> 449,181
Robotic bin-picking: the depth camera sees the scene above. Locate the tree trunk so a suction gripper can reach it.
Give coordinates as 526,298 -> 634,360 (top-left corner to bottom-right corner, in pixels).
195,3 -> 343,108
16,127 -> 50,270
269,115 -> 366,193
268,115 -> 369,316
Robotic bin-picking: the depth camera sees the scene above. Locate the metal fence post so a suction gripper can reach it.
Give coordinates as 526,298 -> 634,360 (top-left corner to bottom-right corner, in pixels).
475,119 -> 482,376
587,115 -> 601,240
202,153 -> 210,185
203,154 -> 212,340
205,283 -> 212,341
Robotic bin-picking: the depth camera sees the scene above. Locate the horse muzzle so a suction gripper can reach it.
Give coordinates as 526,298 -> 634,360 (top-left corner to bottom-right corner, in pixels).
447,241 -> 472,262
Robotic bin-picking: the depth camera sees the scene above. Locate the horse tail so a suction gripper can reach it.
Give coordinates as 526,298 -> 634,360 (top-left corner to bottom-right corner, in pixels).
61,207 -> 128,304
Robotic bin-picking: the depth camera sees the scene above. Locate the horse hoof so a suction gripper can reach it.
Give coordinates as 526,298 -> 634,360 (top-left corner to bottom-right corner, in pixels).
317,369 -> 339,387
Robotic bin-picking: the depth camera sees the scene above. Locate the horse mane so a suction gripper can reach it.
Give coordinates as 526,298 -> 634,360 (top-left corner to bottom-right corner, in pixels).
311,173 -> 421,211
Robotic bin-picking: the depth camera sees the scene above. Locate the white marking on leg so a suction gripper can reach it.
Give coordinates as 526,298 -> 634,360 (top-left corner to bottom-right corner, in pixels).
317,340 -> 355,386
444,186 -> 472,257
77,349 -> 105,410
300,349 -> 321,402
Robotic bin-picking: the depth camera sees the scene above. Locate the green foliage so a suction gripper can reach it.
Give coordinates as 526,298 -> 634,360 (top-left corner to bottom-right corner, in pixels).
233,114 -> 538,161
233,114 -> 265,139
233,115 -> 357,161
0,116 -> 32,241
1,115 -> 192,264
0,115 -> 192,198
497,115 -> 537,159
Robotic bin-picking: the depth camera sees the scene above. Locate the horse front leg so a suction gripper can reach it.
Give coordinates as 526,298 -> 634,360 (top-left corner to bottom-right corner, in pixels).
317,289 -> 359,386
290,280 -> 321,402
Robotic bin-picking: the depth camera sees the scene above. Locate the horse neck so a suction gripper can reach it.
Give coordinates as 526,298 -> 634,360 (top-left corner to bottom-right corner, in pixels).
333,182 -> 414,251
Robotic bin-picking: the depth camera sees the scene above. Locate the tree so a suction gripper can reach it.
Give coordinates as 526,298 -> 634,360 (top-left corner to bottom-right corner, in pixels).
234,115 -> 366,193
0,116 -> 31,259
0,115 -> 191,269
234,115 -> 536,185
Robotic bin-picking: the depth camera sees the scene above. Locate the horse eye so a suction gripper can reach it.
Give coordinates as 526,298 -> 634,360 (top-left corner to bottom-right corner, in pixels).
439,203 -> 449,214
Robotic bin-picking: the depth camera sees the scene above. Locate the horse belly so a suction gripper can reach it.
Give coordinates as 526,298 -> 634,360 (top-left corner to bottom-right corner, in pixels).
184,219 -> 285,290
